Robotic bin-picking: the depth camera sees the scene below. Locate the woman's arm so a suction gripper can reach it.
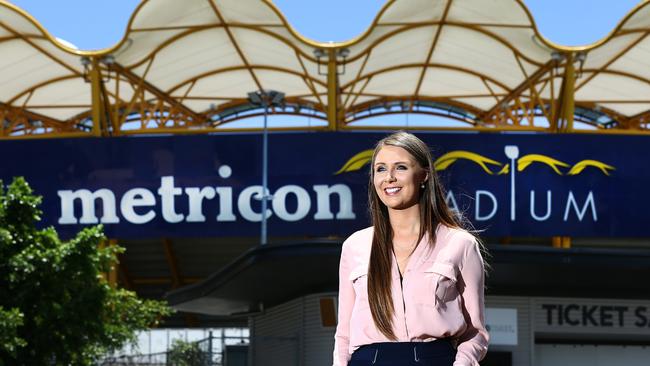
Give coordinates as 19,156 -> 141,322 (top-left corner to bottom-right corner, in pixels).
332,239 -> 355,366
454,238 -> 489,366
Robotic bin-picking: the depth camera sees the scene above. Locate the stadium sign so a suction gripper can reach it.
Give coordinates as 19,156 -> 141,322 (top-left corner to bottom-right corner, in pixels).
0,132 -> 646,238
57,174 -> 356,225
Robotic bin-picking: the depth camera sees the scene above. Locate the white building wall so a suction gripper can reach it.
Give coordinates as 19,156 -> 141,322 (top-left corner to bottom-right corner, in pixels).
251,297 -> 302,366
251,293 -> 528,366
303,293 -> 337,366
250,293 -> 650,366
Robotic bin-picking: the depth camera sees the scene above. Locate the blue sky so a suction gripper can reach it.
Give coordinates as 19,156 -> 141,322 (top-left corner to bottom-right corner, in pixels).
6,0 -> 643,50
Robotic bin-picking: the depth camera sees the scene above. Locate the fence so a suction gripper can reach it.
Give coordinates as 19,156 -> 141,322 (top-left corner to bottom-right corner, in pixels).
100,328 -> 249,366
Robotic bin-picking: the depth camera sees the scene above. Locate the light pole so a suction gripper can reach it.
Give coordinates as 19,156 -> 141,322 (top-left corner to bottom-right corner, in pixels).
504,145 -> 519,222
247,90 -> 285,245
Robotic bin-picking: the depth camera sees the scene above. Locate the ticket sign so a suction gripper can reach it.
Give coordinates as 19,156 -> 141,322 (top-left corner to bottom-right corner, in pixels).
538,301 -> 650,333
0,132 -> 647,238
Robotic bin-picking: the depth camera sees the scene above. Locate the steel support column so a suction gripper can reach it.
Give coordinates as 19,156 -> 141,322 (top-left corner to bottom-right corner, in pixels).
89,57 -> 105,137
327,49 -> 339,130
555,53 -> 575,132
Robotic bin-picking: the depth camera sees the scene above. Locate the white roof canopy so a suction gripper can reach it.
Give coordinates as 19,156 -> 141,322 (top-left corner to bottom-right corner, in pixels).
1,0 -> 650,137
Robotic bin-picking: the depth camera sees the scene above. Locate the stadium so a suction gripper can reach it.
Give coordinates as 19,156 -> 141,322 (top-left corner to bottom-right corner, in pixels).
2,0 -> 650,365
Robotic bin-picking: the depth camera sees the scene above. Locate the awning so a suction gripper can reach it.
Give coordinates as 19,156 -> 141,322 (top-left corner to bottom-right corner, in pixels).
167,241 -> 650,316
2,0 -> 650,137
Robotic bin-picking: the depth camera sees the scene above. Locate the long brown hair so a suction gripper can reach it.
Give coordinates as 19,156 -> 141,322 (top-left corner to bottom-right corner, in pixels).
367,131 -> 462,340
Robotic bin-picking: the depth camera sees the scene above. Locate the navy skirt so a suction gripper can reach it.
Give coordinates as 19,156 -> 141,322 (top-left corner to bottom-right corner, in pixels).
348,339 -> 456,366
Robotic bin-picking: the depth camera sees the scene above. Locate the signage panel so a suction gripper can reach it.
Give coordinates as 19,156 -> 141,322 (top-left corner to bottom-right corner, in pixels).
535,298 -> 650,335
0,132 -> 646,238
486,308 -> 518,346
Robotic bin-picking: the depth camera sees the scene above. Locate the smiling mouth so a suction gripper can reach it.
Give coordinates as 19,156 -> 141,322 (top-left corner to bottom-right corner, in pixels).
384,187 -> 401,195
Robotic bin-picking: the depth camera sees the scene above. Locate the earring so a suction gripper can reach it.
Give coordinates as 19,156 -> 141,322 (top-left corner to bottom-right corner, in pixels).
420,182 -> 426,189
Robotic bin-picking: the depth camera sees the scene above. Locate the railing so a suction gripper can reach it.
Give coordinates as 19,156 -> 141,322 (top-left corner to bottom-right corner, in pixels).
99,331 -> 249,366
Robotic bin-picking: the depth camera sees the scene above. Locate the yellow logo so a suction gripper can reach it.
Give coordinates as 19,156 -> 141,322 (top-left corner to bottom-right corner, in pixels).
335,150 -> 615,176
334,149 -> 374,175
435,151 -> 504,175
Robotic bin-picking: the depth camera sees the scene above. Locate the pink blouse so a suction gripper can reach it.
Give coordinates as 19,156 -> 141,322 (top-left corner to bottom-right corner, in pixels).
332,224 -> 489,366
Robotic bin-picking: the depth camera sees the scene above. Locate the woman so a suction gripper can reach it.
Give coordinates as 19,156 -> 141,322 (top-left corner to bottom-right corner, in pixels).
333,131 -> 489,366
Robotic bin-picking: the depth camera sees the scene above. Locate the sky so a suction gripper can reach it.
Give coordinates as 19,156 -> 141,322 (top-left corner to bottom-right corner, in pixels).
6,0 -> 644,51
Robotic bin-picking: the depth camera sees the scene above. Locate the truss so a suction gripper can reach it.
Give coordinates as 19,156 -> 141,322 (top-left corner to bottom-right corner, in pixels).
2,0 -> 650,139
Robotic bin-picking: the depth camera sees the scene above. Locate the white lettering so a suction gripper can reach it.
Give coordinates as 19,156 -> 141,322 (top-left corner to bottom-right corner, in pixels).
185,187 -> 216,222
273,185 -> 311,222
445,190 -> 459,213
312,184 -> 356,220
216,187 -> 236,222
121,188 -> 156,224
563,191 -> 598,222
157,176 -> 184,223
57,175 -> 357,226
57,189 -> 119,224
476,190 -> 497,221
530,190 -> 552,221
238,185 -> 272,222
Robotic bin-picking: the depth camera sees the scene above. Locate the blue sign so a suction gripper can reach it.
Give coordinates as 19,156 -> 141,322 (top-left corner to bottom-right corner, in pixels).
0,132 -> 645,238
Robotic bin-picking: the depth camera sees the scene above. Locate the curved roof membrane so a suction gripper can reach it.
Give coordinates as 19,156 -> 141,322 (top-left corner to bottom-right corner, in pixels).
1,0 -> 650,138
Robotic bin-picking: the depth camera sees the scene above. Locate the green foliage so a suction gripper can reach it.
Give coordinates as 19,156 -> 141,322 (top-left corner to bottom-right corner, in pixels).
167,338 -> 210,366
0,177 -> 173,365
0,307 -> 26,358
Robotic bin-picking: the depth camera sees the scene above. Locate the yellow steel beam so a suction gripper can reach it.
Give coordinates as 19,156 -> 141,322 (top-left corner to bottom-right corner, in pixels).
295,51 -> 326,107
555,53 -> 575,132
0,131 -> 91,140
628,109 -> 650,128
0,21 -> 82,76
166,64 -> 327,95
327,48 -> 339,130
529,81 -> 552,123
482,58 -> 557,123
338,22 -> 544,67
343,52 -> 372,109
575,32 -> 649,92
7,75 -> 79,106
340,62 -> 512,93
110,63 -> 205,125
340,124 -> 549,133
207,0 -> 264,91
0,102 -> 68,130
120,124 -> 329,136
99,73 -> 116,135
348,110 -> 477,126
413,0 -> 453,100
125,24 -> 308,71
116,57 -> 155,128
5,0 -> 650,59
89,57 -> 105,137
345,95 -> 484,118
345,77 -> 372,116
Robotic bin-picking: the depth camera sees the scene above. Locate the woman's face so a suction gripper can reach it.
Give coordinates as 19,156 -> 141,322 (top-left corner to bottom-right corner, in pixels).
373,145 -> 427,211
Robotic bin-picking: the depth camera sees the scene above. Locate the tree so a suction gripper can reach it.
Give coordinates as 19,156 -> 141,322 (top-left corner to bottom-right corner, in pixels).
167,338 -> 210,366
0,177 -> 173,365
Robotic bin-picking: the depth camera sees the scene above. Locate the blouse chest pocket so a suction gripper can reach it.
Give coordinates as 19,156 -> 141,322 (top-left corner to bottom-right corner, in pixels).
349,266 -> 368,300
423,261 -> 458,308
